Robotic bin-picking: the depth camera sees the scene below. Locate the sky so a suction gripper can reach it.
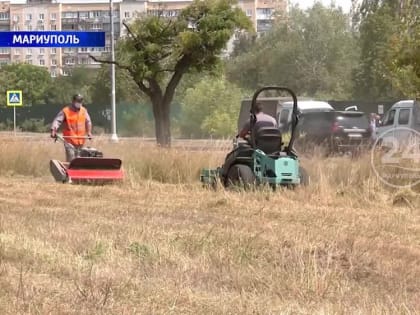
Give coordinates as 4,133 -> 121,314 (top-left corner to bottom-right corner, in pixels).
290,0 -> 353,12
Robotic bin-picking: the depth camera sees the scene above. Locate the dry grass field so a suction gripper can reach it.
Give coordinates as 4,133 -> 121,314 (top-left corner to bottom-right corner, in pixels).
0,135 -> 419,314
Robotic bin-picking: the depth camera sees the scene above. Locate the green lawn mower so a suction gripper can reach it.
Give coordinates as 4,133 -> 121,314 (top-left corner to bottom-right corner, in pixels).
200,86 -> 309,189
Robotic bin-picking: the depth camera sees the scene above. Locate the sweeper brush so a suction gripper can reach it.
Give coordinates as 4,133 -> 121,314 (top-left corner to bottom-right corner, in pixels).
49,135 -> 124,184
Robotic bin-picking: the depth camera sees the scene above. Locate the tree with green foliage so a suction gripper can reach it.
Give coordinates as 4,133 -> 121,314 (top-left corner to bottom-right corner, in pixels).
0,64 -> 52,106
388,0 -> 420,98
90,0 -> 252,147
180,75 -> 245,138
46,67 -> 99,105
226,3 -> 358,99
353,0 -> 419,99
352,0 -> 400,99
91,64 -> 145,106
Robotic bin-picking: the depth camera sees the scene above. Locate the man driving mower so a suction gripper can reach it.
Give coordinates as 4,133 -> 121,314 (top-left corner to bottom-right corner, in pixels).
238,102 -> 278,140
50,94 -> 93,162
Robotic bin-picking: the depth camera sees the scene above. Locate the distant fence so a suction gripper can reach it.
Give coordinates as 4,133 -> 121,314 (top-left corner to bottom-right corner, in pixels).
0,100 -> 398,133
0,102 -> 165,133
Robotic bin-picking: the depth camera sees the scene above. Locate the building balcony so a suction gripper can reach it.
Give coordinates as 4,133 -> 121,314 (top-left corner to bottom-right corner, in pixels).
0,19 -> 10,25
256,13 -> 274,20
61,18 -> 78,24
78,50 -> 90,55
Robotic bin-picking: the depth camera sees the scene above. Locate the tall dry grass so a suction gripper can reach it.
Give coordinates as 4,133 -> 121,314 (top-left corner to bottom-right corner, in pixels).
0,135 -> 419,314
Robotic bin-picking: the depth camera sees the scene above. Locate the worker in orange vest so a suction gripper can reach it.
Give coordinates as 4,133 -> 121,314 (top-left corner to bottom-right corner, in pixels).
50,94 -> 93,162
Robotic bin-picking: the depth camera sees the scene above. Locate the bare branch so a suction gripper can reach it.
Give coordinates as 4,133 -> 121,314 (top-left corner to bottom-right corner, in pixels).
89,54 -> 130,71
89,54 -> 152,97
122,21 -> 145,52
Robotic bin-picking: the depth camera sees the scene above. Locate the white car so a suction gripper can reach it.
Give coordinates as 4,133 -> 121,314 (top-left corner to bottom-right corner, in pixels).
278,100 -> 334,132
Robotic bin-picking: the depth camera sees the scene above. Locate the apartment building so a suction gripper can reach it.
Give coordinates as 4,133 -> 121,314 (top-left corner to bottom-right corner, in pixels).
1,0 -> 285,76
119,0 -> 146,36
60,0 -> 121,75
0,1 -> 10,65
237,0 -> 286,34
9,1 -> 61,75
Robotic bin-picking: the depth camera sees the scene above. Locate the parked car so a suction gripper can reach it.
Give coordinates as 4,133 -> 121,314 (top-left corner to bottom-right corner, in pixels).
375,100 -> 420,147
278,100 -> 334,133
236,98 -> 333,134
295,110 -> 372,156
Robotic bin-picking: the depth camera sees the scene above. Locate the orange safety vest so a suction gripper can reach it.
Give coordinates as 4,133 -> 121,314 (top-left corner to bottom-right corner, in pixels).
62,106 -> 87,146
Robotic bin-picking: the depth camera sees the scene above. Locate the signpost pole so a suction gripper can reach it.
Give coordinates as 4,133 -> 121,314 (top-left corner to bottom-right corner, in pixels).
13,106 -> 16,137
6,90 -> 22,136
110,0 -> 118,142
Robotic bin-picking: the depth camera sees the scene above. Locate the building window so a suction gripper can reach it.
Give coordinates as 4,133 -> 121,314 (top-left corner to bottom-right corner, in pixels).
27,48 -> 32,55
51,24 -> 57,30
39,59 -> 45,66
39,48 -> 44,54
13,25 -> 19,31
0,12 -> 9,20
92,23 -> 102,30
51,70 -> 57,77
51,48 -> 56,54
38,25 -> 44,31
25,60 -> 33,65
90,11 -> 101,18
51,13 -> 56,20
65,58 -> 75,65
63,69 -> 70,76
39,13 -> 44,21
0,48 -> 10,54
26,25 -> 32,31
51,59 -> 57,66
80,47 -> 88,52
26,14 -> 32,21
124,12 -> 130,18
246,9 -> 252,16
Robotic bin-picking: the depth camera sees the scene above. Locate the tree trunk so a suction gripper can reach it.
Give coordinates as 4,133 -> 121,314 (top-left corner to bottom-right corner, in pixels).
152,98 -> 171,147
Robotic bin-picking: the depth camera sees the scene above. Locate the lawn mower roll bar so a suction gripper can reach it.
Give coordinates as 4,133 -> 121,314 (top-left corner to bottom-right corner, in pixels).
249,86 -> 299,155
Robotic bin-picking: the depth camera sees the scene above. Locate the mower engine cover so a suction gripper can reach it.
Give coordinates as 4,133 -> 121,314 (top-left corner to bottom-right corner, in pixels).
79,147 -> 103,158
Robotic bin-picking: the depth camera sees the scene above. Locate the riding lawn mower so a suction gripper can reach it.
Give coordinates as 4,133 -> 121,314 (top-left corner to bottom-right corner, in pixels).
200,86 -> 309,189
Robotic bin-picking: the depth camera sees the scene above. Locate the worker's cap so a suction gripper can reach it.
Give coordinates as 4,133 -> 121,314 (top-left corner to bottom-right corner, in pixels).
72,94 -> 83,102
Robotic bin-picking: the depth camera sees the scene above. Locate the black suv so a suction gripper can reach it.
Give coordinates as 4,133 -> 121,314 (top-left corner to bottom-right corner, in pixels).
295,110 -> 373,156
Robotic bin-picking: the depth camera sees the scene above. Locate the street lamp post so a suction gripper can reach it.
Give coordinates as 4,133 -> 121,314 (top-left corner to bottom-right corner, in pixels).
110,0 -> 118,142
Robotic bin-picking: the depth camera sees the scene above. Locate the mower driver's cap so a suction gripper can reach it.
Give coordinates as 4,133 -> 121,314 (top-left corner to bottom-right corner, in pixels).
73,94 -> 83,102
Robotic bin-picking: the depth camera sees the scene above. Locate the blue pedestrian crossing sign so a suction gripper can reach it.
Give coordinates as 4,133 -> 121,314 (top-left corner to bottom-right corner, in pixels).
7,90 -> 23,106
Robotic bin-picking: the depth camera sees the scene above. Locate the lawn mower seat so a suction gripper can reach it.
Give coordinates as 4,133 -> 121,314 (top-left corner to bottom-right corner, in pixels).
253,126 -> 282,155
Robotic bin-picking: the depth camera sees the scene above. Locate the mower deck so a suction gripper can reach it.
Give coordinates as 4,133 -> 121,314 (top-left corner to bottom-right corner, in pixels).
50,157 -> 124,184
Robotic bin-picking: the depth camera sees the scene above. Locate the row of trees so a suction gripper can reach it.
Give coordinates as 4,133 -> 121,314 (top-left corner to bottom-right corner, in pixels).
0,0 -> 418,144
226,0 -> 419,101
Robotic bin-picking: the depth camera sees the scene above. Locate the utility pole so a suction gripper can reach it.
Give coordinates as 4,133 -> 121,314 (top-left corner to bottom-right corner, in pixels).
110,0 -> 118,142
